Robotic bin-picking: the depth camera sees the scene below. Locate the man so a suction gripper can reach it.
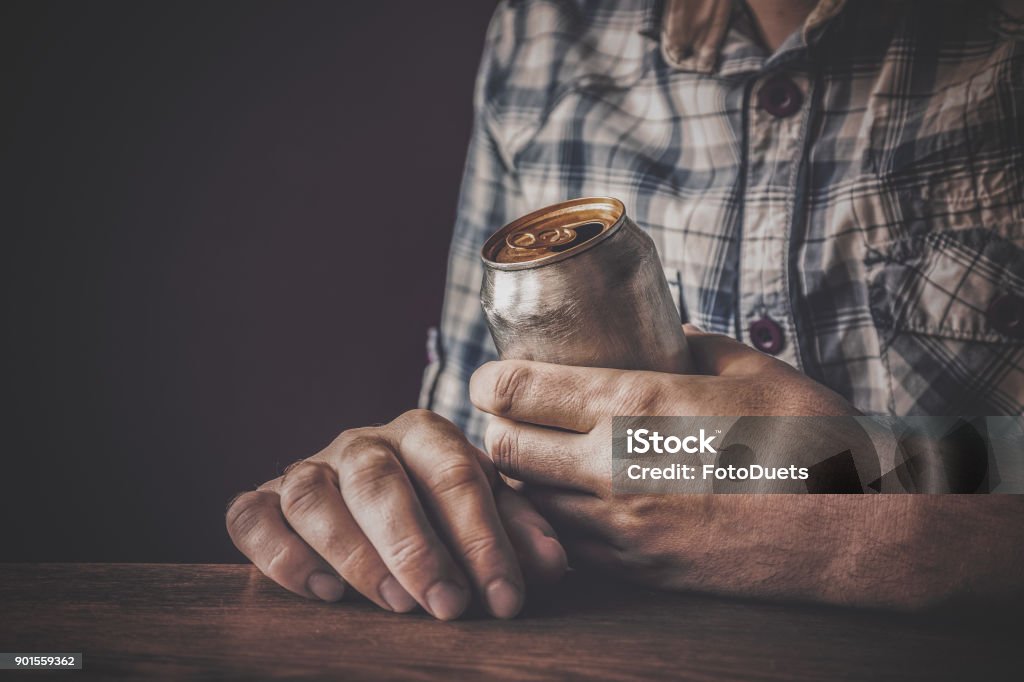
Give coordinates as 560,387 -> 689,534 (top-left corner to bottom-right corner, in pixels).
227,0 -> 1024,620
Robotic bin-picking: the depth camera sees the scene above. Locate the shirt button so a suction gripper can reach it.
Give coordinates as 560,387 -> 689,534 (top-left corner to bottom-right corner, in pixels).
749,316 -> 784,355
757,75 -> 803,118
987,292 -> 1024,339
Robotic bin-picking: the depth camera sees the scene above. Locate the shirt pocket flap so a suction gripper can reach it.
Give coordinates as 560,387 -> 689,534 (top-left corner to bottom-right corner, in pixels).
866,228 -> 1024,343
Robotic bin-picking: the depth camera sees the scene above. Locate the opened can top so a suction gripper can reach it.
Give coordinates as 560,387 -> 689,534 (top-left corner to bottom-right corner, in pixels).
481,197 -> 625,270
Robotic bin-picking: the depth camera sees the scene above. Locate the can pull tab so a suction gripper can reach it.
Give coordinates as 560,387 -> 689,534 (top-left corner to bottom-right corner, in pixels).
506,226 -> 577,251
503,222 -> 607,260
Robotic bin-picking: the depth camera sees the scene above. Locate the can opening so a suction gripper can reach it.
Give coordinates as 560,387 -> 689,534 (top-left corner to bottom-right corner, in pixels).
482,197 -> 625,268
547,221 -> 604,253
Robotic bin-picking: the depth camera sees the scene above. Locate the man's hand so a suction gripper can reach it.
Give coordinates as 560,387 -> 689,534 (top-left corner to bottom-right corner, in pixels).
470,326 -> 1024,609
226,409 -> 567,620
471,324 -> 859,496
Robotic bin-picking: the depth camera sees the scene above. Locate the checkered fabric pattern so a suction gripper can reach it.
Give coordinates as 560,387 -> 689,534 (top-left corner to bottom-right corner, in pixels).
420,0 -> 1024,446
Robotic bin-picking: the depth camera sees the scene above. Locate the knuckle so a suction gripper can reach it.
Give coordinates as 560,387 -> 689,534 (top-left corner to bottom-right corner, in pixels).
281,458 -> 307,478
341,449 -> 406,505
337,434 -> 390,465
610,505 -> 641,538
395,408 -> 441,432
612,374 -> 666,415
333,426 -> 378,451
226,490 -> 274,543
387,533 -> 436,574
396,410 -> 462,454
279,462 -> 331,519
401,424 -> 450,456
264,540 -> 304,581
626,495 -> 659,519
458,531 -> 504,566
493,363 -> 531,414
334,540 -> 379,579
429,459 -> 483,500
487,423 -> 521,476
610,513 -> 632,545
341,442 -> 397,475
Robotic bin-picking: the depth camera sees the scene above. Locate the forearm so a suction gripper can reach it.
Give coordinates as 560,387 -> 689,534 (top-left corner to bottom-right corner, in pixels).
672,496 -> 1024,610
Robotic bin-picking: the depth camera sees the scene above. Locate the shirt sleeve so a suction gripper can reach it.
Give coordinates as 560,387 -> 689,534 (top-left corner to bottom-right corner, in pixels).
418,2 -> 525,448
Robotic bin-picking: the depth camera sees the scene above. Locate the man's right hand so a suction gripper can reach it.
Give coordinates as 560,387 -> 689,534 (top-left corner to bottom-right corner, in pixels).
226,409 -> 567,620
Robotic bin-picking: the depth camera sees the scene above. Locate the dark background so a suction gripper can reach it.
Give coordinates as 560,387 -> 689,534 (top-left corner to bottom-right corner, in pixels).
1,1 -> 497,563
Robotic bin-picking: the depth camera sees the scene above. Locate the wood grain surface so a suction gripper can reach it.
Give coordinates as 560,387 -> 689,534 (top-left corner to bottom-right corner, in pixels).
0,563 -> 1019,680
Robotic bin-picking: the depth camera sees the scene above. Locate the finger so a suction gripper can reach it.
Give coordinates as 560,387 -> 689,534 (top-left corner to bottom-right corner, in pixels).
682,324 -> 781,377
391,410 -> 526,619
494,484 -> 568,585
484,416 -> 604,494
225,489 -> 346,602
471,441 -> 500,490
470,359 -> 620,432
278,461 -> 418,614
522,487 -> 610,541
561,537 -> 624,573
330,433 -> 472,621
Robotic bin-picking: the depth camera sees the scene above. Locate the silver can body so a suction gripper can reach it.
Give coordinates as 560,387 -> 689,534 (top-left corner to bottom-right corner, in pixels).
480,197 -> 691,374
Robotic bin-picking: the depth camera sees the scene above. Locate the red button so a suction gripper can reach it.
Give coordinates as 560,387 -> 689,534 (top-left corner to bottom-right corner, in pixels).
757,75 -> 803,118
987,293 -> 1024,339
749,317 -> 784,354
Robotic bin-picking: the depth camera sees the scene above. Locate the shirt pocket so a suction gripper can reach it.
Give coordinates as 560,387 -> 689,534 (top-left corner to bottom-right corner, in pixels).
864,44 -> 1024,247
864,227 -> 1024,416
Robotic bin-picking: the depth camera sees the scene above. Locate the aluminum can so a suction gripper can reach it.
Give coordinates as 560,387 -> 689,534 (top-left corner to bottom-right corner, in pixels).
480,197 -> 692,373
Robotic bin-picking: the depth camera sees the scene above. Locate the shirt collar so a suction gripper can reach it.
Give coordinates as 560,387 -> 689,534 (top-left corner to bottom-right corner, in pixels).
655,0 -> 849,73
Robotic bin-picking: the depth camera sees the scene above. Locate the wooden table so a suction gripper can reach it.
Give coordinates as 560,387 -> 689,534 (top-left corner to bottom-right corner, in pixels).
0,564 -> 1019,680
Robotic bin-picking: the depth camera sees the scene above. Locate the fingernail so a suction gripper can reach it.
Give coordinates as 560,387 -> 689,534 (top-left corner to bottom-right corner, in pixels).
538,537 -> 569,573
424,580 -> 468,621
379,575 -> 417,613
533,524 -> 558,539
486,578 -> 523,619
307,572 -> 346,602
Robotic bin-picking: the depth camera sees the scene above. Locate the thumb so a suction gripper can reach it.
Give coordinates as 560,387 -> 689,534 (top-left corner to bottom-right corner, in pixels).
682,324 -> 783,377
494,484 -> 568,585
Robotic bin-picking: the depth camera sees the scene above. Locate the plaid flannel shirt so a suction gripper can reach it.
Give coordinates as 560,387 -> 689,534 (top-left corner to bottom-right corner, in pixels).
420,0 -> 1024,446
